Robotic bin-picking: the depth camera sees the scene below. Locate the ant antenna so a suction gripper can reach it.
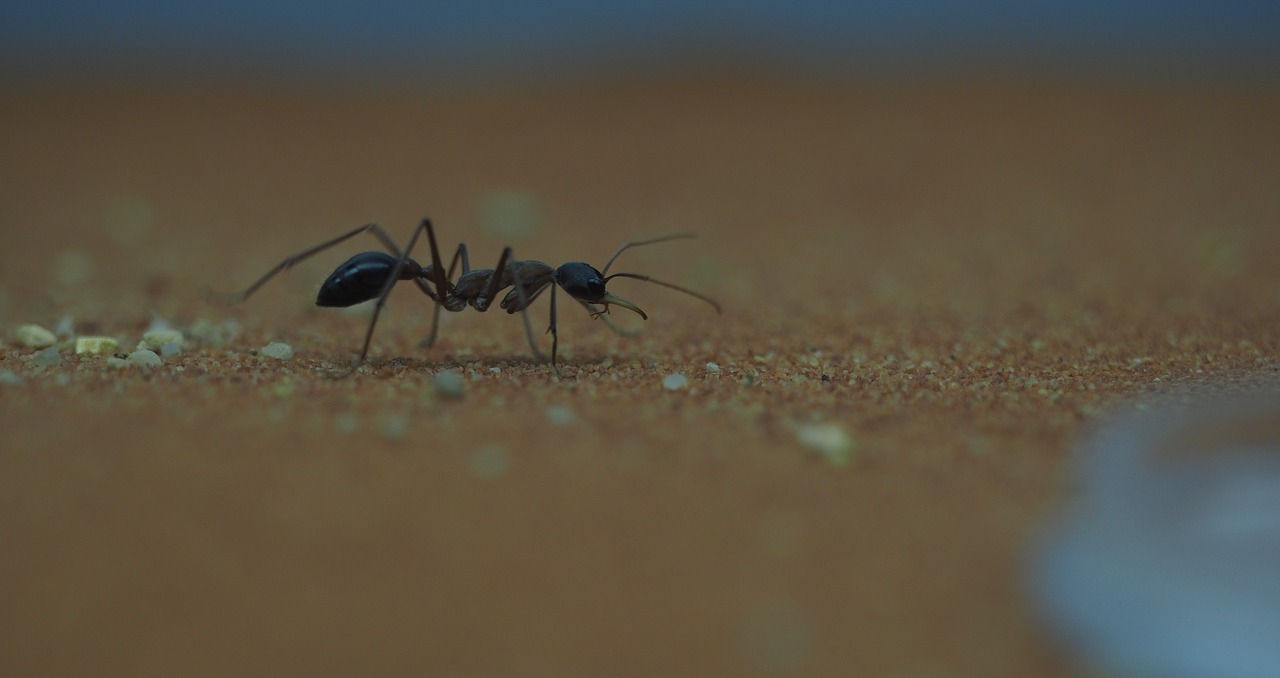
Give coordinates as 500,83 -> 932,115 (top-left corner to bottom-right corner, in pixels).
598,233 -> 720,314
603,272 -> 722,314
601,233 -> 697,276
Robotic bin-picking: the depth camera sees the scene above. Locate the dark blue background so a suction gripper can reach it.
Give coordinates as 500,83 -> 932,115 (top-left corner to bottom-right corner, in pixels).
4,1 -> 1278,81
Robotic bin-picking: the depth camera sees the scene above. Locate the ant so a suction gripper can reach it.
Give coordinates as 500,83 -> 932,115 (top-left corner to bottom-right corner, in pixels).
205,218 -> 721,376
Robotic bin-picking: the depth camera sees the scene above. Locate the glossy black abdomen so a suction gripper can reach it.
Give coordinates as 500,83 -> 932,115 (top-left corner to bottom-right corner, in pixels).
316,252 -> 398,307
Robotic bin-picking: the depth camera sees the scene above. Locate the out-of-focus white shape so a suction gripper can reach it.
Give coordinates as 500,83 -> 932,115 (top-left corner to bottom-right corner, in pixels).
1030,387 -> 1280,678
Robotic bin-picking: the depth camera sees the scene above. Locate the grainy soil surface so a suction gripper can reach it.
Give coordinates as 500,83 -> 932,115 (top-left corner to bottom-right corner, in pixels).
2,74 -> 1278,676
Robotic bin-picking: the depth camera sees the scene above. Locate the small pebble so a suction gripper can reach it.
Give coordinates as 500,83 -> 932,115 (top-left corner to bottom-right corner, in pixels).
126,349 -> 163,368
545,404 -> 577,426
663,373 -> 689,391
795,423 -> 854,467
706,361 -> 722,374
0,370 -> 25,385
15,324 -> 58,349
144,315 -> 174,333
432,370 -> 466,398
75,336 -> 119,355
139,329 -> 184,351
188,318 -> 241,347
29,347 -> 62,368
53,316 -> 76,338
159,342 -> 182,358
106,356 -> 128,369
261,342 -> 293,360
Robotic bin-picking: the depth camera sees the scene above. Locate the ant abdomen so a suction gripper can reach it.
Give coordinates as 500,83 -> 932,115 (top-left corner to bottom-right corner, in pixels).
316,252 -> 409,308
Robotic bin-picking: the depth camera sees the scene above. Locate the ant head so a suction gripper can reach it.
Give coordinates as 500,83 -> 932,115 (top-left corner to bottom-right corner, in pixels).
555,262 -> 607,302
556,262 -> 647,319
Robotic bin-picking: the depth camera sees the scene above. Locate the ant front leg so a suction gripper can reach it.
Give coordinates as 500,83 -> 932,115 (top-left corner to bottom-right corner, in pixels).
579,301 -> 643,336
500,254 -> 553,368
548,283 -> 561,377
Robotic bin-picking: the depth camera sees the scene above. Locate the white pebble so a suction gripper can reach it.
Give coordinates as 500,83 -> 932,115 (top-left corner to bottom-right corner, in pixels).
663,373 -> 689,391
1031,390 -> 1280,677
545,404 -> 577,426
75,336 -> 119,355
432,369 -> 466,398
188,318 -> 241,347
139,329 -> 184,351
260,342 -> 293,360
143,315 -> 174,333
706,361 -> 722,374
795,423 -> 853,467
159,342 -> 182,358
127,349 -> 163,368
15,324 -> 57,349
29,347 -> 62,368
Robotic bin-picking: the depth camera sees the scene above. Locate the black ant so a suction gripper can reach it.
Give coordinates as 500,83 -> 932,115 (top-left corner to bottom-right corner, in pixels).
205,218 -> 721,376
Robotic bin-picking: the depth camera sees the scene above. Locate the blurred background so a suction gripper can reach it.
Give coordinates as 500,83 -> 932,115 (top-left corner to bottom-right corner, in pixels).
4,3 -> 1280,678
3,1 -> 1279,84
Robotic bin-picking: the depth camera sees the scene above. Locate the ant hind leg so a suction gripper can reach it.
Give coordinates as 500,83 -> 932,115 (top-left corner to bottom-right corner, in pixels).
332,219 -> 437,377
204,223 -> 405,305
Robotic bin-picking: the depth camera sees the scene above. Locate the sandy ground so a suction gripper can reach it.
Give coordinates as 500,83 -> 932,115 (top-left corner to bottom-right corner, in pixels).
1,74 -> 1278,676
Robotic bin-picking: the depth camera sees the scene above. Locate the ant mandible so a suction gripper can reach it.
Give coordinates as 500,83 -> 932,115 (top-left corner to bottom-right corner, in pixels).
205,218 -> 721,376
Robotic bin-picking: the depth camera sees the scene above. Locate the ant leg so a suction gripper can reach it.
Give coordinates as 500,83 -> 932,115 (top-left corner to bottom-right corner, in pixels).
204,223 -> 404,305
459,244 -> 471,274
548,284 -> 562,378
600,232 -> 697,275
479,247 -> 513,310
502,250 -> 549,365
579,301 -> 642,336
333,219 -> 435,377
420,218 -> 449,300
419,242 -> 469,349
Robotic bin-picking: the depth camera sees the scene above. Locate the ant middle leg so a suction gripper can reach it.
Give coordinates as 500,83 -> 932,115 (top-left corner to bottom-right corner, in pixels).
419,241 -> 470,349
548,283 -> 562,377
493,248 -> 549,365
